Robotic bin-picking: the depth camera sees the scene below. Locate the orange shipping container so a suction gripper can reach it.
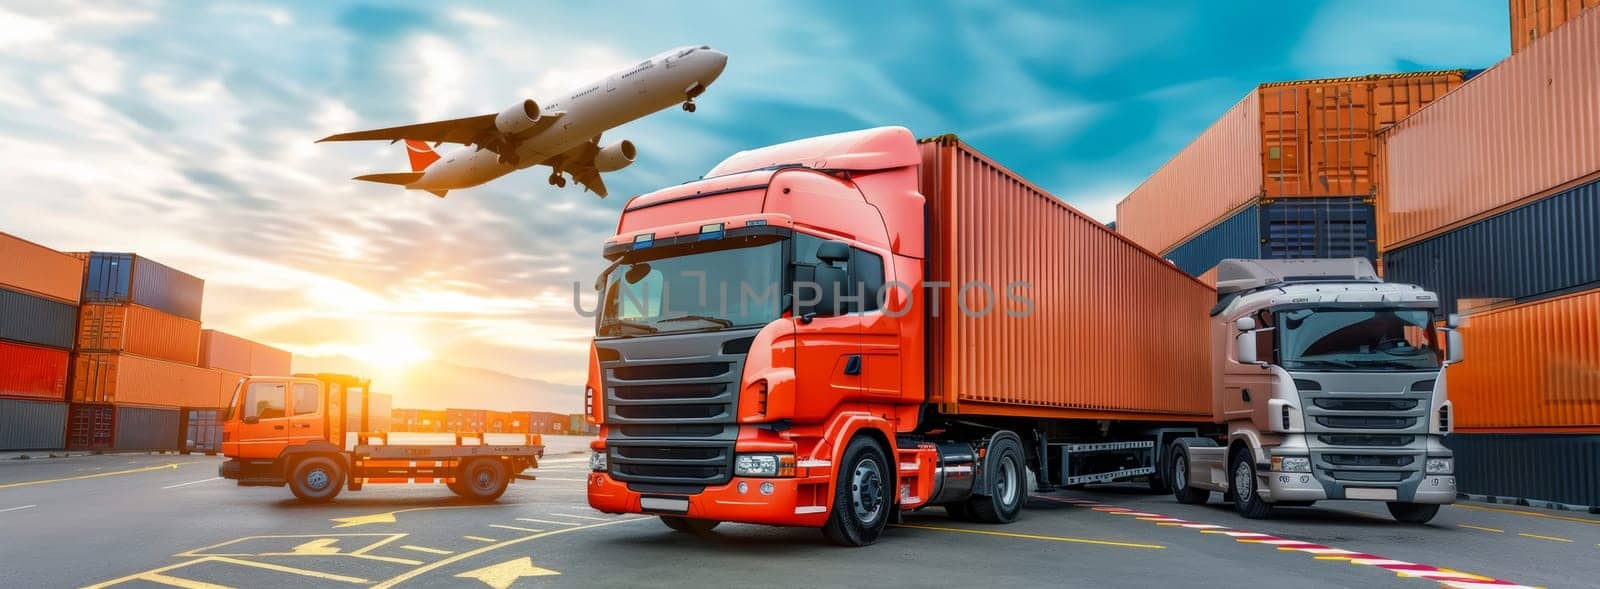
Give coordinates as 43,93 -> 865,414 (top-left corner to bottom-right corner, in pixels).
1119,71 -> 1464,254
216,369 -> 246,408
199,329 -> 292,375
0,231 -> 84,304
1510,0 -> 1600,53
72,352 -> 228,408
920,136 -> 1214,419
1448,288 -> 1600,432
1378,9 -> 1600,250
77,303 -> 201,364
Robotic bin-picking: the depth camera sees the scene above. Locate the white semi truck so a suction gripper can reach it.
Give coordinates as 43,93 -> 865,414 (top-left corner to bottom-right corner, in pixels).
1166,258 -> 1462,523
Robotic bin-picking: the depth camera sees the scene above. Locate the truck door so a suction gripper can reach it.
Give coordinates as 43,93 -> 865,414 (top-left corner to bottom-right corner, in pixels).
792,234 -> 865,420
234,379 -> 289,459
287,381 -> 327,447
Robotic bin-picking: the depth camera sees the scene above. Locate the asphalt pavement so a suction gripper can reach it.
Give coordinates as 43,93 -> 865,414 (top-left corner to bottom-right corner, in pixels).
2,440 -> 1595,588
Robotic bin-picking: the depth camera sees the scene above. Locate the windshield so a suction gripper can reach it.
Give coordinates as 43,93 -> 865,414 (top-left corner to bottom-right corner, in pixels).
1277,308 -> 1441,371
598,235 -> 784,337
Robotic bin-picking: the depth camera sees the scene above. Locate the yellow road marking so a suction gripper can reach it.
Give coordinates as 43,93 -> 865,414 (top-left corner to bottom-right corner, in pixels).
288,538 -> 341,555
890,524 -> 1164,549
401,545 -> 454,555
369,517 -> 648,589
207,556 -> 369,583
1518,532 -> 1574,543
331,505 -> 496,528
82,558 -> 215,588
1458,524 -> 1504,533
488,524 -> 543,533
0,462 -> 193,490
548,512 -> 611,521
180,533 -> 405,557
516,517 -> 579,526
1454,503 -> 1600,525
463,536 -> 498,543
454,557 -> 560,588
140,572 -> 233,589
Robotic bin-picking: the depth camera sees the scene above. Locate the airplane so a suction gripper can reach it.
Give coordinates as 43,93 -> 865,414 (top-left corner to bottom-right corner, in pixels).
317,45 -> 728,198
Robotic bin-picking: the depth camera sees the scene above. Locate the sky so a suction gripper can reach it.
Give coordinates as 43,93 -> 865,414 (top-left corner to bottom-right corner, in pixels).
0,0 -> 1509,386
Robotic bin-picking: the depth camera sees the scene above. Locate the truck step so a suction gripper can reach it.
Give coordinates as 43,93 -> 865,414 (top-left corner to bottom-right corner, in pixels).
513,473 -> 537,481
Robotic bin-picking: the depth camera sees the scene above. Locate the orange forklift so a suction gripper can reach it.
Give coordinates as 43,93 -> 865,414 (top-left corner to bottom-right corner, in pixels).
218,373 -> 544,503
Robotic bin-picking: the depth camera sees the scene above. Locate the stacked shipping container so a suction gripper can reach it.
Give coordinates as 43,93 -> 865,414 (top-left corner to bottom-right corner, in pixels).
1509,0 -> 1599,53
1378,7 -> 1600,507
0,233 -> 83,450
1116,71 -> 1465,277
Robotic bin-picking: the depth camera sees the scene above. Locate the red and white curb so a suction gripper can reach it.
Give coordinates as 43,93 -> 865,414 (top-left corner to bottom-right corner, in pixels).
1034,495 -> 1538,589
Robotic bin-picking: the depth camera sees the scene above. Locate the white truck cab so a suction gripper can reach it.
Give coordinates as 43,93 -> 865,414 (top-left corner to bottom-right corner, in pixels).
1168,258 -> 1462,523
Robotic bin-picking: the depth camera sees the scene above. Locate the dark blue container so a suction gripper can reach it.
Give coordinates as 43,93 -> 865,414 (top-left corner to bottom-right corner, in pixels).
1163,197 -> 1376,277
1382,178 -> 1600,316
82,253 -> 204,321
1446,434 -> 1600,509
0,287 -> 76,349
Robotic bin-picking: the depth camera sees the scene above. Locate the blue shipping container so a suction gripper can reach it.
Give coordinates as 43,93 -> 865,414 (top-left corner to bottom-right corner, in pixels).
82,253 -> 204,321
1163,197 -> 1376,277
1446,434 -> 1600,509
0,287 -> 76,349
1382,178 -> 1600,316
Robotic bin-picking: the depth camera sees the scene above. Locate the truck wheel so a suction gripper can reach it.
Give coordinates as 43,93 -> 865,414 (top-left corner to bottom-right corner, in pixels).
967,436 -> 1026,524
1386,502 -> 1440,524
1171,449 -> 1210,505
457,458 -> 510,502
659,516 -> 720,534
288,456 -> 344,503
1229,451 -> 1274,519
822,436 -> 891,547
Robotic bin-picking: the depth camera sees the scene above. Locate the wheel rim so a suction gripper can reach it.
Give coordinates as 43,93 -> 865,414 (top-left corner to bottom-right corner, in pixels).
1174,455 -> 1188,490
306,468 -> 329,491
473,467 -> 494,491
850,458 -> 884,524
996,455 -> 1019,507
1233,460 -> 1253,500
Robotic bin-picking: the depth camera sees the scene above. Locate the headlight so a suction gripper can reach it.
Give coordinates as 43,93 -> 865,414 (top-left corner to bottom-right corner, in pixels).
734,453 -> 796,477
1272,456 -> 1311,473
1425,457 -> 1453,475
589,450 -> 607,472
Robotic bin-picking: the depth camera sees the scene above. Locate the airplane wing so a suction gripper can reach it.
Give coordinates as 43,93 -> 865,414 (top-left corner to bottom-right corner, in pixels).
317,111 -> 565,145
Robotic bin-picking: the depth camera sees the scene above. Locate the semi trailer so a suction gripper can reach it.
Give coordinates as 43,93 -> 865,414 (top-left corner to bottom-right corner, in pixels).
1167,258 -> 1460,523
218,373 -> 544,502
582,127 -> 1460,545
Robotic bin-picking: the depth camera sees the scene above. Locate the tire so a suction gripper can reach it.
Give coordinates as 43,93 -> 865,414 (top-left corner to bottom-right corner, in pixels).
1229,450 -> 1275,519
1171,449 -> 1210,505
456,458 -> 510,502
1386,502 -> 1440,524
966,436 -> 1026,524
288,456 -> 345,503
822,436 -> 892,547
659,515 -> 720,534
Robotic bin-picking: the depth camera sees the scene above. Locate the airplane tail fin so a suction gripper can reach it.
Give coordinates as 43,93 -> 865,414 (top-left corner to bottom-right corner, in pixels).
404,139 -> 441,171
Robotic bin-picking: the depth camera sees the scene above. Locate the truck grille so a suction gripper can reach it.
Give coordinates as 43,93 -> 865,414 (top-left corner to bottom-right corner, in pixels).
595,329 -> 755,487
1296,375 -> 1433,436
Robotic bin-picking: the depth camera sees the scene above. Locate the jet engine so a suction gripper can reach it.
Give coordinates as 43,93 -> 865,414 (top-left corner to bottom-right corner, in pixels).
494,99 -> 542,134
593,140 -> 637,172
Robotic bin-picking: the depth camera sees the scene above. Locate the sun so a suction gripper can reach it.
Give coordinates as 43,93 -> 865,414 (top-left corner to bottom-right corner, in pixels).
348,333 -> 433,373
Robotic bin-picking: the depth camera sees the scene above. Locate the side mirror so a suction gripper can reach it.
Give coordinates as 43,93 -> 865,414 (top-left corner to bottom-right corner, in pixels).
1444,328 -> 1463,364
1234,316 -> 1257,331
1236,331 -> 1258,364
242,416 -> 260,425
1446,313 -> 1462,329
816,240 -> 850,263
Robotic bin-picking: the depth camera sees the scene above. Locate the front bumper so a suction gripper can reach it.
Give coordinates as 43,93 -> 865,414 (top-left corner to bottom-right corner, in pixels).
588,470 -> 834,527
1264,469 -> 1455,504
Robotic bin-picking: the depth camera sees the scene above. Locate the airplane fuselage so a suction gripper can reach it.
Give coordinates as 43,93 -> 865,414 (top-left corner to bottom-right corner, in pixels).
410,46 -> 727,191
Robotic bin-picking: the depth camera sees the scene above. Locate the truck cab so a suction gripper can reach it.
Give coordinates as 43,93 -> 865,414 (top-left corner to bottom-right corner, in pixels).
1168,259 -> 1461,522
219,373 -> 544,503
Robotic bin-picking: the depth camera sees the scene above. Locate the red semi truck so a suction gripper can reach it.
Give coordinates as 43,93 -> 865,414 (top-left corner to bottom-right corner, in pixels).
584,128 -> 1218,545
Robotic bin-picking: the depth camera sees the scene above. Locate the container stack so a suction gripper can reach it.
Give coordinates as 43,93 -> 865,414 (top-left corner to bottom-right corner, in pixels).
1377,6 -> 1600,508
343,390 -> 392,433
1510,0 -> 1599,53
0,232 -> 84,451
445,408 -> 486,432
1115,71 -> 1466,276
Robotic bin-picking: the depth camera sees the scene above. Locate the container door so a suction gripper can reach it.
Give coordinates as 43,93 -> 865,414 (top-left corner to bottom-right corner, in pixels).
234,379 -> 289,459
288,381 -> 327,446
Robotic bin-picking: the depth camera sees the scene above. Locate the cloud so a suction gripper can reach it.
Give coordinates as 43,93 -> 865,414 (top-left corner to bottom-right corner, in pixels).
1291,1 -> 1506,74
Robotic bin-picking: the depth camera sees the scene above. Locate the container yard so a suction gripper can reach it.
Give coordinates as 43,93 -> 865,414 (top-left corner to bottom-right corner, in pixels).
4,3 -> 1600,589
